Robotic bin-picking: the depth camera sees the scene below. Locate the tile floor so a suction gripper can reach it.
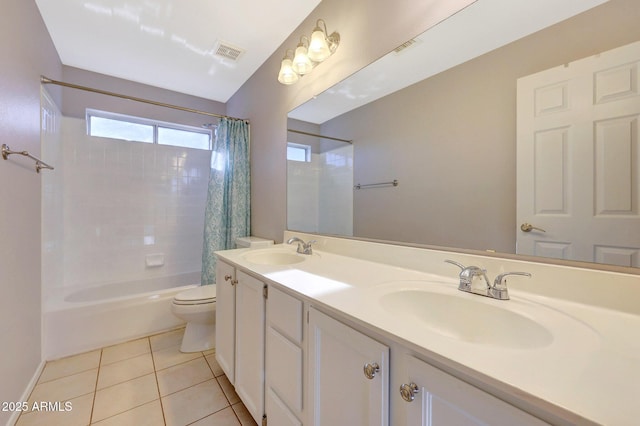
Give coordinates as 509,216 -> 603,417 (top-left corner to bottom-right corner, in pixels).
16,328 -> 257,426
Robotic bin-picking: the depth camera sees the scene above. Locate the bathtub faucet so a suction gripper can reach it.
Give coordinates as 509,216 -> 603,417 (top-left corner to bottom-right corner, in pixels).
286,237 -> 316,255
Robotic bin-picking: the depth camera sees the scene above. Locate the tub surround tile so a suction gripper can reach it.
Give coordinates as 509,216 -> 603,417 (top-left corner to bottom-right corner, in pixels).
90,400 -> 165,426
91,373 -> 159,422
100,338 -> 150,366
161,379 -> 229,426
38,350 -> 101,383
97,352 -> 154,390
156,357 -> 214,397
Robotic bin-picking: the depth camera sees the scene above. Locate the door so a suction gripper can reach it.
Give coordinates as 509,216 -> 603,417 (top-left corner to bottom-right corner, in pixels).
308,307 -> 389,426
517,40 -> 640,267
235,270 -> 266,425
401,356 -> 547,425
215,261 -> 236,384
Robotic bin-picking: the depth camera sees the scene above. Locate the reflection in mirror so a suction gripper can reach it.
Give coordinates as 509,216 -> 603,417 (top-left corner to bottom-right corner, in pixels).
287,0 -> 640,269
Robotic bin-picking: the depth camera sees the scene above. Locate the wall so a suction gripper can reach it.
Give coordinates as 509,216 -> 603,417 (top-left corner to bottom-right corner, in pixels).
0,1 -> 61,424
226,0 -> 476,242
318,0 -> 640,253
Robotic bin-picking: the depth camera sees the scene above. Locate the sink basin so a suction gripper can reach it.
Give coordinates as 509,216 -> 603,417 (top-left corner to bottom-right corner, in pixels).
380,289 -> 554,349
243,249 -> 306,265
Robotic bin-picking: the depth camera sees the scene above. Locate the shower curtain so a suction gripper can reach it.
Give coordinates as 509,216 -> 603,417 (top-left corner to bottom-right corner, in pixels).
201,117 -> 250,285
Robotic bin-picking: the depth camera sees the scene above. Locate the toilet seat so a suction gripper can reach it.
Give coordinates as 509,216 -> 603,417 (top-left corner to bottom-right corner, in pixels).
173,285 -> 216,306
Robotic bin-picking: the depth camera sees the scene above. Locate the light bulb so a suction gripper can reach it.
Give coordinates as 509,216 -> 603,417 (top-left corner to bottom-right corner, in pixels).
292,45 -> 313,75
307,28 -> 331,62
277,58 -> 299,85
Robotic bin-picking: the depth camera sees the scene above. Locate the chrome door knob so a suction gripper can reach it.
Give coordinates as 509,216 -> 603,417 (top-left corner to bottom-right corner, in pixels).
400,382 -> 420,402
363,362 -> 380,379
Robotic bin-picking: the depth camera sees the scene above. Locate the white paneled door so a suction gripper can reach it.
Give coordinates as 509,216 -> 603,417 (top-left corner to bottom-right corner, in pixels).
517,40 -> 640,267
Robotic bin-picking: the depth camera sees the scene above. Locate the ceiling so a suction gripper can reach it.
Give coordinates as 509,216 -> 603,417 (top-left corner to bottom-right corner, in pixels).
35,0 -> 322,103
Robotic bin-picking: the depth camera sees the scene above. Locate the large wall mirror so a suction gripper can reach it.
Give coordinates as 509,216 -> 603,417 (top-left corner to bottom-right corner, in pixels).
287,0 -> 640,270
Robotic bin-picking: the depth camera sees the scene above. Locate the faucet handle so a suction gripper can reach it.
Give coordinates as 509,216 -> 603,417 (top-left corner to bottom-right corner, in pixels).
493,271 -> 532,289
444,259 -> 466,271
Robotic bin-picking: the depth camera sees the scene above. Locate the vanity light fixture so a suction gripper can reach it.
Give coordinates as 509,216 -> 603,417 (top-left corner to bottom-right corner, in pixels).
277,19 -> 340,85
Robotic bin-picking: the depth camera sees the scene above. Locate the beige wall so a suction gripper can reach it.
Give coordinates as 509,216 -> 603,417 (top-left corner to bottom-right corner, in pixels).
227,0 -> 475,242
320,0 -> 640,253
0,1 -> 61,423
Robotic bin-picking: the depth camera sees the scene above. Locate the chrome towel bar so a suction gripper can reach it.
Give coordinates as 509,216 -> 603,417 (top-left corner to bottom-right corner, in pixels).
2,144 -> 54,173
354,179 -> 398,190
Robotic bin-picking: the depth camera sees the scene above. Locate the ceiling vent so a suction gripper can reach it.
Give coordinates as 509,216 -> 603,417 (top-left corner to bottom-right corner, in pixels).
213,41 -> 245,61
393,38 -> 419,54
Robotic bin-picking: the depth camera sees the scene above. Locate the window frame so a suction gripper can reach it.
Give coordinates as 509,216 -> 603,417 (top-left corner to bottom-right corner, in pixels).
86,108 -> 213,150
287,142 -> 312,162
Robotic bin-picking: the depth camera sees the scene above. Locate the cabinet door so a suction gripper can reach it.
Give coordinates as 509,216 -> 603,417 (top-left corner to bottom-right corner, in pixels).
401,356 -> 548,426
235,270 -> 266,425
308,307 -> 389,426
215,260 -> 236,384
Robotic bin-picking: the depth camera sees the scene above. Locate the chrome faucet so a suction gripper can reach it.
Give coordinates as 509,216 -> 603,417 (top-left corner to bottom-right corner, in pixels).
445,260 -> 531,300
286,237 -> 316,255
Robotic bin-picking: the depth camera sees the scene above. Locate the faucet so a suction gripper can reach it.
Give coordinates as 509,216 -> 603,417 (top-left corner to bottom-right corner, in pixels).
286,237 -> 316,255
445,260 -> 531,300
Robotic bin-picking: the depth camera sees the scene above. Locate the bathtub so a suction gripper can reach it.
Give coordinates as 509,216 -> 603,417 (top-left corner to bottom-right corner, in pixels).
43,272 -> 200,360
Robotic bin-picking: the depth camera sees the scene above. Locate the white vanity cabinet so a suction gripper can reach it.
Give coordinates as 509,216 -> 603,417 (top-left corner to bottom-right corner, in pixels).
308,307 -> 390,426
265,285 -> 306,426
215,260 -> 267,425
215,260 -> 236,384
398,355 -> 548,426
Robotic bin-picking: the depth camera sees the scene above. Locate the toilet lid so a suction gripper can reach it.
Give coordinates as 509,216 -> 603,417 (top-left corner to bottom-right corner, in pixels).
174,285 -> 216,303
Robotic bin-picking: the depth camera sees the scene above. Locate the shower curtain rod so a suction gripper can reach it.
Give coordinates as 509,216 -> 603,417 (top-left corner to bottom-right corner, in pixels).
40,76 -> 248,122
287,128 -> 352,144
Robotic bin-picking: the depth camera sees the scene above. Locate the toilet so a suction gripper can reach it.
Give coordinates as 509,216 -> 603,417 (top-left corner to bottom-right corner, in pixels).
171,236 -> 273,353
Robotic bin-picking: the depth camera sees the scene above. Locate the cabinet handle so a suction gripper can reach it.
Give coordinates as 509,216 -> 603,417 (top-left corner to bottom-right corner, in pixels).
363,362 -> 380,380
224,275 -> 237,285
224,274 -> 232,281
399,382 -> 420,402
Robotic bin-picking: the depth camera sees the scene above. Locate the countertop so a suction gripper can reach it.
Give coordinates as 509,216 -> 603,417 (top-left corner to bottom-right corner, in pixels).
216,241 -> 640,425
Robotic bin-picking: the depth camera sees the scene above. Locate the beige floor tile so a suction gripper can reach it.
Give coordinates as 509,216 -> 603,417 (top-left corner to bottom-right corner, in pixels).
91,373 -> 159,422
190,407 -> 241,426
152,344 -> 201,370
16,392 -> 94,426
101,338 -> 150,366
205,353 -> 224,377
97,352 -> 154,390
149,328 -> 184,352
202,348 -> 215,356
217,374 -> 240,405
91,399 -> 164,426
39,350 -> 101,383
232,402 -> 258,426
156,357 -> 214,397
28,369 -> 97,405
161,379 -> 229,426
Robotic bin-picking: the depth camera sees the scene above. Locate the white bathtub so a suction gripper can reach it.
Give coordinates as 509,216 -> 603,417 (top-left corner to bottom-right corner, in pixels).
43,272 -> 200,360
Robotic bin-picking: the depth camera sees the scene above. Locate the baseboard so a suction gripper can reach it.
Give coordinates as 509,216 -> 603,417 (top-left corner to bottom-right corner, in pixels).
6,360 -> 46,426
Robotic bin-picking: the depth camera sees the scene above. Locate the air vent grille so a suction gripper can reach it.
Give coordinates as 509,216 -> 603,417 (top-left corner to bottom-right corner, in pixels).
214,41 -> 245,61
393,39 -> 418,54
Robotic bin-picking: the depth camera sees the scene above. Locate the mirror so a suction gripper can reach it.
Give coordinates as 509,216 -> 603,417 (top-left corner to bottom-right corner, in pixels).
287,0 -> 640,270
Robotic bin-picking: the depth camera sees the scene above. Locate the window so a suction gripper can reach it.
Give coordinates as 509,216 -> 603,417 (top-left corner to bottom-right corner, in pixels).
87,109 -> 212,150
287,142 -> 311,162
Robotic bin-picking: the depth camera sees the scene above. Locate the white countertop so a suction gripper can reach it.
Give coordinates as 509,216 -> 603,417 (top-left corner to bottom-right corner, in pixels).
216,239 -> 640,426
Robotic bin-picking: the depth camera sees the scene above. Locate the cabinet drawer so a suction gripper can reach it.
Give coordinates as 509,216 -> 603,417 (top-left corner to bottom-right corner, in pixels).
268,285 -> 303,344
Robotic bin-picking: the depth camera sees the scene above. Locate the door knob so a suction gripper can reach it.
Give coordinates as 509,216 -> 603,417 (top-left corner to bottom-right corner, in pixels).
399,382 -> 420,402
520,223 -> 546,233
363,362 -> 380,379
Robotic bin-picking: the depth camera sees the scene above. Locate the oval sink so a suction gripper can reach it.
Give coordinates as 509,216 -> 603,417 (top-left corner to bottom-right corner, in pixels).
380,289 -> 554,349
243,249 -> 306,265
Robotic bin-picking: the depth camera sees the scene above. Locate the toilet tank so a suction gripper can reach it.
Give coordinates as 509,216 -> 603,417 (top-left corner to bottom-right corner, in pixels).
235,236 -> 274,249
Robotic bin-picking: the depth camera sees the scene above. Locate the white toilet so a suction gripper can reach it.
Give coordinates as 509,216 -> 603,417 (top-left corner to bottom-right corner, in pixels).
172,236 -> 273,353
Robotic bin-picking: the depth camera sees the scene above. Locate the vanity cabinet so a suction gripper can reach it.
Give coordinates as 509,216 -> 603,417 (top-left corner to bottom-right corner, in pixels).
308,307 -> 389,426
398,355 -> 547,426
215,260 -> 266,425
265,285 -> 305,426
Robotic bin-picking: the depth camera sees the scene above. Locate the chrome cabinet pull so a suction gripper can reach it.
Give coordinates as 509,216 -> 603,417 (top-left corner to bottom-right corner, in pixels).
224,275 -> 237,285
400,382 -> 420,402
520,223 -> 546,233
363,362 -> 380,379
224,274 -> 232,281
